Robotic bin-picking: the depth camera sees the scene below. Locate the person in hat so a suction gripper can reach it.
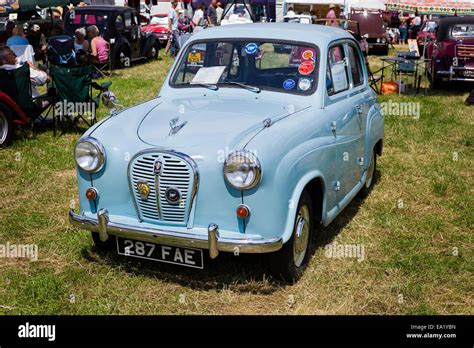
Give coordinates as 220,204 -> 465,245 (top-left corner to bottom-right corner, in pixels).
326,4 -> 338,27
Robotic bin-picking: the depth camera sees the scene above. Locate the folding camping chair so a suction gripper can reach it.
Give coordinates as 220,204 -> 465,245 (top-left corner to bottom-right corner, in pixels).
0,64 -> 55,131
50,64 -> 111,134
392,51 -> 418,93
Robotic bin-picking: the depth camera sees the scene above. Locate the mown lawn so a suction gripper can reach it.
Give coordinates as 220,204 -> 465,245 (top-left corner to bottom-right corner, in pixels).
0,50 -> 472,315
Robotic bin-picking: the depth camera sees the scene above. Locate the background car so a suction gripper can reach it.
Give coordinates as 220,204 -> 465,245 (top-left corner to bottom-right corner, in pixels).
426,16 -> 474,88
141,14 -> 169,48
69,23 -> 384,283
349,8 -> 389,55
417,18 -> 439,56
64,5 -> 159,68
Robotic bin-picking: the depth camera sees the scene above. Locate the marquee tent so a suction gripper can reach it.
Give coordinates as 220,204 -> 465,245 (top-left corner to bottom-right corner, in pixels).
386,0 -> 474,15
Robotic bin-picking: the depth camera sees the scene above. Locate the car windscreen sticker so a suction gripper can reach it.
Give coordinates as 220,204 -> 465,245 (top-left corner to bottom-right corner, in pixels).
244,42 -> 258,55
302,49 -> 314,61
298,78 -> 312,91
298,61 -> 315,75
187,51 -> 203,65
283,79 -> 296,90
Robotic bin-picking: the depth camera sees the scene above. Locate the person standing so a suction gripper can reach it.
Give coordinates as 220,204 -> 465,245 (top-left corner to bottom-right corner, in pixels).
192,4 -> 205,32
216,2 -> 224,25
413,13 -> 421,38
326,4 -> 338,27
286,7 -> 295,17
207,0 -> 218,27
165,1 -> 179,55
398,19 -> 407,45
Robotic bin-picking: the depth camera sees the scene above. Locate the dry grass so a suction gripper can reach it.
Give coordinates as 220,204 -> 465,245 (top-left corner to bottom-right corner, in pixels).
0,51 -> 472,315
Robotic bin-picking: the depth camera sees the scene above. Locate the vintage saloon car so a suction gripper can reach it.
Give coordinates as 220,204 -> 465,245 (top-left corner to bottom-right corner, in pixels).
69,23 -> 384,282
64,5 -> 160,68
427,16 -> 474,87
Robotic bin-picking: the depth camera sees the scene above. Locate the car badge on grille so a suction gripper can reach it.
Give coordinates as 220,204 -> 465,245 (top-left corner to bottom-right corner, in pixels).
137,180 -> 150,201
154,159 -> 163,176
165,187 -> 181,204
169,117 -> 187,136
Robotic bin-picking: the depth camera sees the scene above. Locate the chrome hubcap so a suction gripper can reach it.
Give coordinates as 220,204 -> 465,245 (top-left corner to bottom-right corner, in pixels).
293,205 -> 310,267
0,112 -> 7,145
366,154 -> 375,188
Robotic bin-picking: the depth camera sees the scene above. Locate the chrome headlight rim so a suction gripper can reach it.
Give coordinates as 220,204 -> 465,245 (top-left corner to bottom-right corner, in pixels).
74,136 -> 106,173
223,150 -> 262,190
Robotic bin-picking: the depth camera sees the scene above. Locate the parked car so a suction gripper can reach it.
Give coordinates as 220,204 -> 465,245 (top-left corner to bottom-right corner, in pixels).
349,8 -> 388,55
283,14 -> 312,24
64,5 -> 159,68
69,23 -> 384,282
141,14 -> 169,48
416,18 -> 439,56
426,16 -> 474,88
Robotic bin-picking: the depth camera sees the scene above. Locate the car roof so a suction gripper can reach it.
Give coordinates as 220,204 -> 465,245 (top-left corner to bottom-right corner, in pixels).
69,5 -> 133,13
437,16 -> 474,41
188,23 -> 353,47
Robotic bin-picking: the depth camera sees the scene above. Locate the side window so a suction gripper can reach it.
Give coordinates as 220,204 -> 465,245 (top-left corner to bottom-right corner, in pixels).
115,14 -> 124,30
132,13 -> 139,26
326,44 -> 349,96
347,45 -> 364,87
124,11 -> 132,27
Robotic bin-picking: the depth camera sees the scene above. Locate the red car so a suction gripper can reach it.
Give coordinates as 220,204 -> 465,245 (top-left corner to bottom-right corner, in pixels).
427,16 -> 474,88
416,18 -> 439,56
141,14 -> 170,48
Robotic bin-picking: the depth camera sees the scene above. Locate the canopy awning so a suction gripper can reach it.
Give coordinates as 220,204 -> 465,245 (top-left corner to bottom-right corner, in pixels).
285,0 -> 345,4
1,0 -> 78,14
349,0 -> 386,10
386,0 -> 474,15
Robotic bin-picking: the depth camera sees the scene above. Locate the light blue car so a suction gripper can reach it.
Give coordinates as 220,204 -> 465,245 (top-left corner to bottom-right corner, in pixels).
69,23 -> 384,282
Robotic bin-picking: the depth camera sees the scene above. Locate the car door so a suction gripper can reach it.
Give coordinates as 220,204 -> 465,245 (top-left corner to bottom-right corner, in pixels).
123,10 -> 140,59
324,42 -> 365,205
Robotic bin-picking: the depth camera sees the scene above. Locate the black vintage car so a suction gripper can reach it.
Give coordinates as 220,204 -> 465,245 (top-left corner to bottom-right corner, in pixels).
64,5 -> 159,68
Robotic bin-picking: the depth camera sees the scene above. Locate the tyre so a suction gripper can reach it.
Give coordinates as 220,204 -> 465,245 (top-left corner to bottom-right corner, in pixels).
149,41 -> 159,60
0,104 -> 13,148
91,232 -> 116,251
267,190 -> 313,283
115,46 -> 130,69
358,149 -> 377,198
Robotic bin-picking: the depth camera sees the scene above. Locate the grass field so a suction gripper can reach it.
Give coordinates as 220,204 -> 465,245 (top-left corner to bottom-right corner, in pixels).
0,49 -> 472,315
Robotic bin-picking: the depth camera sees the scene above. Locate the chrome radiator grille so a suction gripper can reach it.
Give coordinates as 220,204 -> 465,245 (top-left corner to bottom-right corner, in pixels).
129,151 -> 198,226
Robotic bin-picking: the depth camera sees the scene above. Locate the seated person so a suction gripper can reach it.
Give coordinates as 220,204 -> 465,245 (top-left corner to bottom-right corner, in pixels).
74,27 -> 90,53
6,26 -> 29,46
26,24 -> 47,62
0,45 -> 49,98
87,25 -> 109,64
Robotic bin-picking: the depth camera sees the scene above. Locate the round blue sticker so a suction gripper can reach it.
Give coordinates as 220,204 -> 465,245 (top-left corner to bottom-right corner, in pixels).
245,43 -> 258,55
283,79 -> 296,90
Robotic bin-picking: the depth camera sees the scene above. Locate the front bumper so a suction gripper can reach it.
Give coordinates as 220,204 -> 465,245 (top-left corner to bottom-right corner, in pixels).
436,66 -> 474,82
69,209 -> 283,258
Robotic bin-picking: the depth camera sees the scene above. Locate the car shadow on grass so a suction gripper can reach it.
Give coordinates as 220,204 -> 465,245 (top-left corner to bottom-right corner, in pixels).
79,169 -> 381,293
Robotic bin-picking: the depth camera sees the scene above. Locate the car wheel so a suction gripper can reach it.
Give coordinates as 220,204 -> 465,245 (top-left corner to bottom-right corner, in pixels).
0,104 -> 13,148
91,232 -> 116,251
358,149 -> 377,198
115,46 -> 130,69
267,190 -> 313,283
149,41 -> 159,60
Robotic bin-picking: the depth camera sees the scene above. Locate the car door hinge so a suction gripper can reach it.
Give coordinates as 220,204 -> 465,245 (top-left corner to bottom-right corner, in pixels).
358,157 -> 364,166
333,181 -> 341,191
355,105 -> 363,114
331,121 -> 337,133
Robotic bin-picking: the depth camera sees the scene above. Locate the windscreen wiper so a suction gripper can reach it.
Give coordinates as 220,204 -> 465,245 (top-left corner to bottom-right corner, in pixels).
186,82 -> 219,90
222,81 -> 261,93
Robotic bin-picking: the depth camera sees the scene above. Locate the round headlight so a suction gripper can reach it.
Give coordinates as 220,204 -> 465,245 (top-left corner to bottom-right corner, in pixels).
377,38 -> 381,43
224,151 -> 261,190
74,137 -> 106,173
381,37 -> 387,44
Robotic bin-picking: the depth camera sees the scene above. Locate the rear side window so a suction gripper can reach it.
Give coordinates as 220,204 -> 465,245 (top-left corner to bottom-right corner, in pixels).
124,11 -> 132,27
326,45 -> 349,95
347,45 -> 364,87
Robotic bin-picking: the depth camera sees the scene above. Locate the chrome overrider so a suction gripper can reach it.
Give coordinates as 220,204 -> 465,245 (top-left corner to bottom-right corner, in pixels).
69,208 -> 283,258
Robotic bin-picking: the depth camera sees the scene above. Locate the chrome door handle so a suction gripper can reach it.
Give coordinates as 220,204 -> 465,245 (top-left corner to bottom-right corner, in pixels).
355,104 -> 363,114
